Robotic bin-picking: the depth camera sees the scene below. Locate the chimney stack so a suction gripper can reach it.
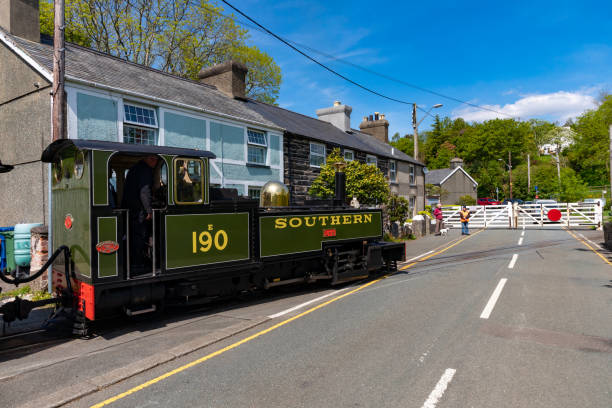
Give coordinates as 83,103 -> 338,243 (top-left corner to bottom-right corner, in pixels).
0,0 -> 40,42
450,157 -> 463,169
316,101 -> 352,132
198,61 -> 248,100
359,112 -> 389,144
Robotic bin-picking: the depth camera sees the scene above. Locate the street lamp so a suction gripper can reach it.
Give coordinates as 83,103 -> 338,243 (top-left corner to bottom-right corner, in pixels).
498,152 -> 513,199
412,103 -> 443,160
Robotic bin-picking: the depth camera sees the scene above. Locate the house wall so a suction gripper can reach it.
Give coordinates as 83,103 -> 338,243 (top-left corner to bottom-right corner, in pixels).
395,161 -> 425,214
66,85 -> 283,197
441,169 -> 477,205
0,43 -> 50,226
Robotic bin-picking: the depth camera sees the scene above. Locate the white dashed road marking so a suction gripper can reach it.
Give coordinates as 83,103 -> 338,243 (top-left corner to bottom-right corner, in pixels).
518,237 -> 523,245
480,278 -> 508,319
422,368 -> 457,408
508,253 -> 518,269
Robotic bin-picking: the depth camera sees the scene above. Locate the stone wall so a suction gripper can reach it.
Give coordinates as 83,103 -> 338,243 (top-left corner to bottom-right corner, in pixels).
29,225 -> 48,291
284,133 -> 390,205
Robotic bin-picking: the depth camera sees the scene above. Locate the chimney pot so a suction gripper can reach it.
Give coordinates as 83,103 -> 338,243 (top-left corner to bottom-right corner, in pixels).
360,112 -> 390,144
198,60 -> 248,100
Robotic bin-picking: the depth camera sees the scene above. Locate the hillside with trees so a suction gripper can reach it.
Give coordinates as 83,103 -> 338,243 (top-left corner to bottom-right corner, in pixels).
391,96 -> 612,203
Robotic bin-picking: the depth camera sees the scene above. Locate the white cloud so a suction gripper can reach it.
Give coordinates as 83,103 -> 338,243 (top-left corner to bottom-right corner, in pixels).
452,91 -> 597,123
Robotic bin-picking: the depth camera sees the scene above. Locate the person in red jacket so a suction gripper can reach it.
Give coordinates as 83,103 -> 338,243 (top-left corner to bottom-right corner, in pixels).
433,203 -> 444,235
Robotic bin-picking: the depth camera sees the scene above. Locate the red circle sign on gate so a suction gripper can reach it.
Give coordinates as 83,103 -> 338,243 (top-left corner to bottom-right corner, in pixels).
547,208 -> 562,221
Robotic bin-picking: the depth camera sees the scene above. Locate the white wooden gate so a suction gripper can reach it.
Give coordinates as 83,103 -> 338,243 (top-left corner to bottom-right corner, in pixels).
442,202 -> 602,229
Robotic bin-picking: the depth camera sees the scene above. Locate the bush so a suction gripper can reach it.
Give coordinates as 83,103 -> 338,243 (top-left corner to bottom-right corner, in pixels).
309,148 -> 390,205
456,195 -> 476,206
387,195 -> 411,223
418,210 -> 431,217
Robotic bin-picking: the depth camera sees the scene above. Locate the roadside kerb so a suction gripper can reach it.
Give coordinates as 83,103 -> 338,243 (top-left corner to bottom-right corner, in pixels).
18,316 -> 269,408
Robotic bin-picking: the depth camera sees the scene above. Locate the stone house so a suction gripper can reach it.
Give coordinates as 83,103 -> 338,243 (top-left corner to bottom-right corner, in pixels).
0,1 -> 284,226
248,100 -> 426,212
425,158 -> 478,205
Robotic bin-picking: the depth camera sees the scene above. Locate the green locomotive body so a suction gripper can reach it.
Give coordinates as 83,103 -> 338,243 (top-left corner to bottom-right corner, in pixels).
39,139 -> 404,325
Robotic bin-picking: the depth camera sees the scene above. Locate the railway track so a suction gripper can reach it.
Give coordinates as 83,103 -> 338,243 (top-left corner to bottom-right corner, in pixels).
398,237 -> 579,271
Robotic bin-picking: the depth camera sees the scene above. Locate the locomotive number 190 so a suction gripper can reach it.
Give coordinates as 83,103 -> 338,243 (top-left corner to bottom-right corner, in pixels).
192,225 -> 228,253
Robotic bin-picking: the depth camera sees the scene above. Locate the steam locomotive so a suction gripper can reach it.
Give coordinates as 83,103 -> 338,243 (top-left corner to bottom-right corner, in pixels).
0,139 -> 404,334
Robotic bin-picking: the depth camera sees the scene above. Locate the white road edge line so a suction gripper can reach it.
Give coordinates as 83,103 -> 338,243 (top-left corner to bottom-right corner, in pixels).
404,250 -> 434,263
521,231 -> 525,237
508,253 -> 518,269
422,368 -> 457,408
518,237 -> 523,245
578,233 -> 606,251
480,278 -> 508,319
268,289 -> 348,318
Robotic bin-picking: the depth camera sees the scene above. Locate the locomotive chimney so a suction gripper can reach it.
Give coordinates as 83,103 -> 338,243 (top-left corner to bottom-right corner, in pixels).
332,162 -> 347,206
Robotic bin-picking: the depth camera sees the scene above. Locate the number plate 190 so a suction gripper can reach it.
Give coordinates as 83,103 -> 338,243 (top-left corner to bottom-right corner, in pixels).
165,213 -> 250,269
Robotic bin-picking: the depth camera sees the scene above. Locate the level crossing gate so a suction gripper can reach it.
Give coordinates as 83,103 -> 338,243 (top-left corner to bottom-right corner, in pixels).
442,202 -> 602,229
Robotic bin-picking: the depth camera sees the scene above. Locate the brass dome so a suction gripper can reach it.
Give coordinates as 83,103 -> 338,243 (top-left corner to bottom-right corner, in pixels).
260,181 -> 289,207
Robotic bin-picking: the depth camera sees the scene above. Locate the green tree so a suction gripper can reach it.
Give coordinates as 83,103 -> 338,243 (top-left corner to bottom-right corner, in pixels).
566,95 -> 612,185
39,0 -> 282,103
390,133 -> 423,159
309,149 -> 390,205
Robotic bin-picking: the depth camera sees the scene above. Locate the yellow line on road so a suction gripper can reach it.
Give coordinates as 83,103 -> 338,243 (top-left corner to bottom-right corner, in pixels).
91,230 -> 483,408
565,228 -> 612,267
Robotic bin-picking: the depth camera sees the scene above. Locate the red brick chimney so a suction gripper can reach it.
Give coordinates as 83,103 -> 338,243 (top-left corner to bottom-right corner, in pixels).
0,0 -> 40,42
359,112 -> 389,144
197,61 -> 248,100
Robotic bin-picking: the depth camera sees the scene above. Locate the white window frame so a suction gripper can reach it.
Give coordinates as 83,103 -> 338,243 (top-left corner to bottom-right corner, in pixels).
310,142 -> 326,168
123,102 -> 158,128
389,160 -> 397,182
344,149 -> 354,162
366,155 -> 378,167
247,129 -> 268,165
409,165 -> 415,184
248,186 -> 262,199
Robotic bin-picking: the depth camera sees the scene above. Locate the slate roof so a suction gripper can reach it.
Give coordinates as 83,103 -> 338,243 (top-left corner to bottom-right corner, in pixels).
425,168 -> 453,185
1,30 -> 278,129
245,99 -> 424,165
2,29 -> 423,165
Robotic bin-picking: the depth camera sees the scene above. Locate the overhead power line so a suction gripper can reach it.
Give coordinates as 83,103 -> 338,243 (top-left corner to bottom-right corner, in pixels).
220,0 -> 417,107
218,1 -> 514,119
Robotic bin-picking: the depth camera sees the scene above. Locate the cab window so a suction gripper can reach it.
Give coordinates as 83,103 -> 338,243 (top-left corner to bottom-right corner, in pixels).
174,158 -> 203,204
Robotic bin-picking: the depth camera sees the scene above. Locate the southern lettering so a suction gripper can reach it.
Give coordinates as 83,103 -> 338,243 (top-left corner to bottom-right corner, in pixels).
274,213 -> 373,229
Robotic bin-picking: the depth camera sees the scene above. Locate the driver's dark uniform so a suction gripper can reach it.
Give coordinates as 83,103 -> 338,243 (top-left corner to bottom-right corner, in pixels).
122,160 -> 153,270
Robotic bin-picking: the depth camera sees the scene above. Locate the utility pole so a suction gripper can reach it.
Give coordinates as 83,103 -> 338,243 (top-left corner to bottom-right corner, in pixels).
509,151 -> 513,200
527,154 -> 531,192
412,103 -> 419,161
52,0 -> 66,141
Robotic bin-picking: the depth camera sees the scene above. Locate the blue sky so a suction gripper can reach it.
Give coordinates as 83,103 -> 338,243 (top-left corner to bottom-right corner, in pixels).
230,0 -> 612,137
